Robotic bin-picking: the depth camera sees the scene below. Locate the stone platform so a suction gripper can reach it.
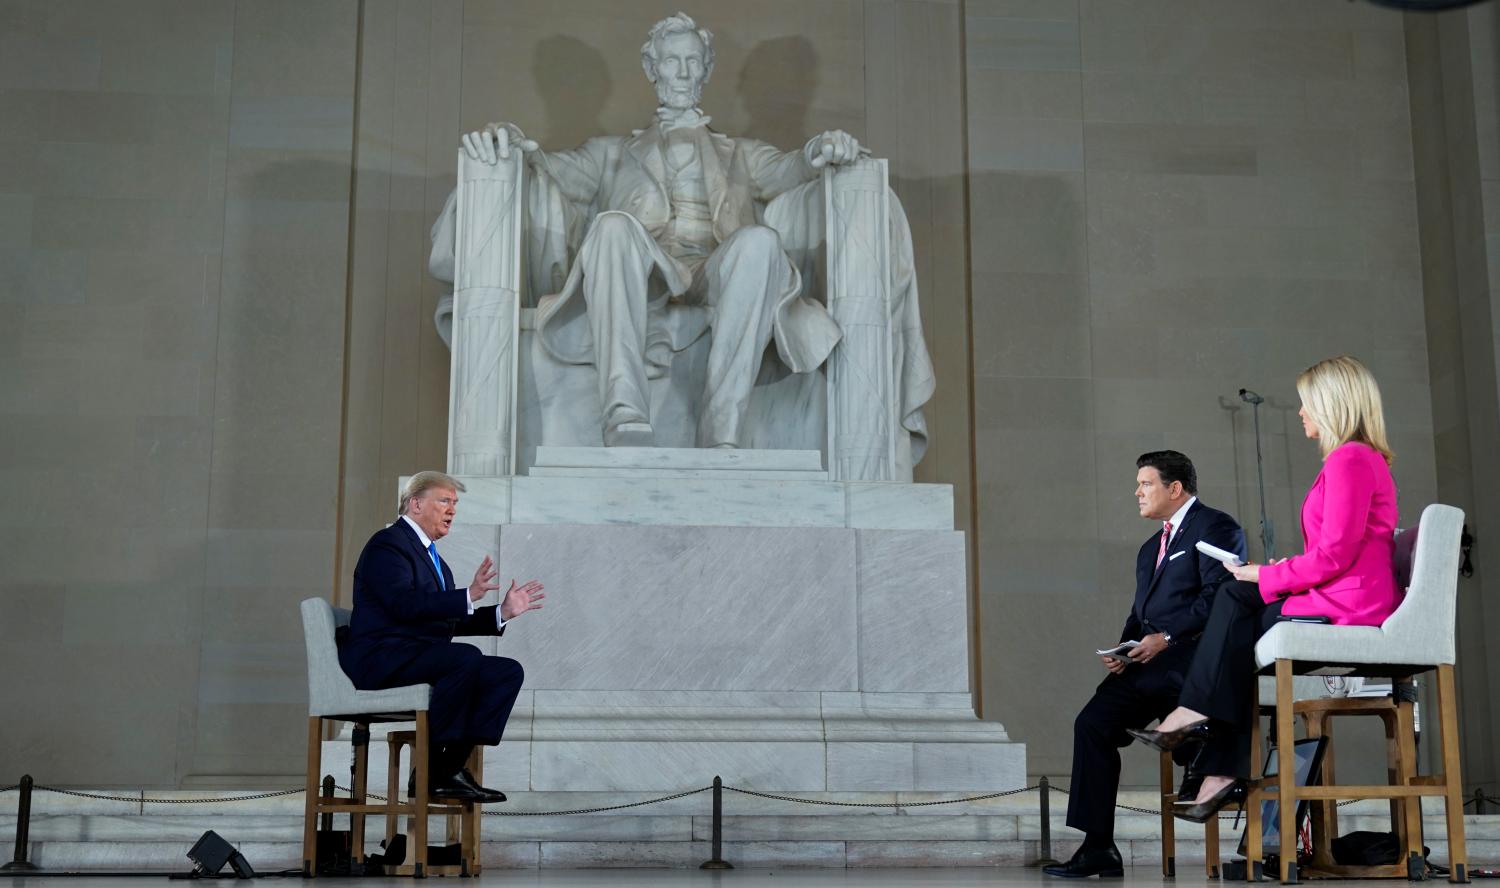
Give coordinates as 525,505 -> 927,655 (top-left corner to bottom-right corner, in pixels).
368,463 -> 1025,859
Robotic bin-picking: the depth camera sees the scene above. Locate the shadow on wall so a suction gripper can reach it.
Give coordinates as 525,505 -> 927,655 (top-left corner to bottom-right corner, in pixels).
193,154 -> 357,782
526,30 -> 826,155
533,34 -> 612,146
736,35 -> 819,152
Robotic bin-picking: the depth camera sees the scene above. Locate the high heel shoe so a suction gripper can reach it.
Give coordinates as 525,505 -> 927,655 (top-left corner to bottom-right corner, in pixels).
1173,778 -> 1248,824
1126,719 -> 1210,752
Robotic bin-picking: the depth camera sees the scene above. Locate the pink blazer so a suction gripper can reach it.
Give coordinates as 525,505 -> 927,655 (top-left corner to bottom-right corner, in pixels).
1257,441 -> 1401,626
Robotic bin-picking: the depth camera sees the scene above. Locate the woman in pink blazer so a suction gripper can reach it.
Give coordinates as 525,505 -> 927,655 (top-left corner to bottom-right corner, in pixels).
1127,355 -> 1400,821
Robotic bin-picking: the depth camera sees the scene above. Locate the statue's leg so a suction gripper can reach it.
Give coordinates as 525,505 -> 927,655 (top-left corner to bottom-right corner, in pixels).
577,212 -> 659,446
697,224 -> 791,448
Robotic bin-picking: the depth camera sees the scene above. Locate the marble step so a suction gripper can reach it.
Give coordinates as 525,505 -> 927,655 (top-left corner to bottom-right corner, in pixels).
528,466 -> 828,480
6,789 -> 1497,871
414,474 -> 956,529
16,837 -> 1498,872
532,446 -> 825,473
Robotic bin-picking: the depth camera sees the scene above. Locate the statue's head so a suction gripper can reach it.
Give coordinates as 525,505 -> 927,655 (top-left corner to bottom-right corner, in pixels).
641,12 -> 714,111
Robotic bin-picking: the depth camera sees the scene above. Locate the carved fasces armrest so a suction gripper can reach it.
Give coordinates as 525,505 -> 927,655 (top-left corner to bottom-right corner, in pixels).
446,149 -> 526,475
822,157 -> 898,481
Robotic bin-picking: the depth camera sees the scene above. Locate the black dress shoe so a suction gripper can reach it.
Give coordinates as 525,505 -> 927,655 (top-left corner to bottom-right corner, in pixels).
1126,719 -> 1210,752
426,773 -> 486,802
1043,844 -> 1124,879
450,768 -> 507,803
407,765 -> 491,802
1174,778 -> 1248,824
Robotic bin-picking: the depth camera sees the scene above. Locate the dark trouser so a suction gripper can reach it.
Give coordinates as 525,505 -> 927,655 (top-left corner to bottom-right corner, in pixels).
376,643 -> 525,776
1066,659 -> 1187,845
1177,580 -> 1285,778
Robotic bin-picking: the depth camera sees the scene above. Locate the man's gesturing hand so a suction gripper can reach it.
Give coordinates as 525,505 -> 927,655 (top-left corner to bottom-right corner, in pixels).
500,580 -> 545,621
1126,633 -> 1169,664
468,555 -> 499,603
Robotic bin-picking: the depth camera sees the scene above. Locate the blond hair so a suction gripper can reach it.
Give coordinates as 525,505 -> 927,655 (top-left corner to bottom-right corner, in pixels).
1295,355 -> 1394,465
398,471 -> 465,515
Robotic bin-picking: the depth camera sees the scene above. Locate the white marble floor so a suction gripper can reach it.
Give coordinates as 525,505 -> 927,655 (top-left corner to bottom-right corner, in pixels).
0,869 -> 1446,887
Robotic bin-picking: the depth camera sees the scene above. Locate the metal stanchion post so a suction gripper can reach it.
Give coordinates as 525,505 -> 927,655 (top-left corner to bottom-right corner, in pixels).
1028,776 -> 1061,868
699,776 -> 733,870
2,775 -> 40,872
320,775 -> 335,833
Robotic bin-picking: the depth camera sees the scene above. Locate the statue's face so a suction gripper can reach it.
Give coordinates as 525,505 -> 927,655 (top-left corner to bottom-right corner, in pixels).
649,30 -> 708,110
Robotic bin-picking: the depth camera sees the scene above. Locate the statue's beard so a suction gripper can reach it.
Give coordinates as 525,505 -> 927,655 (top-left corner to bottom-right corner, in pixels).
655,78 -> 703,111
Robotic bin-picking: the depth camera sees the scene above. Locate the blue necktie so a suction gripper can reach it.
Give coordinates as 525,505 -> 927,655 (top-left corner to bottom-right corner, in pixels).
427,542 -> 443,588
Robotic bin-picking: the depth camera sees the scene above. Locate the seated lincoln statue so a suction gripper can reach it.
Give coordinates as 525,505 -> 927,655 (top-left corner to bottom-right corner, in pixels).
430,12 -> 934,467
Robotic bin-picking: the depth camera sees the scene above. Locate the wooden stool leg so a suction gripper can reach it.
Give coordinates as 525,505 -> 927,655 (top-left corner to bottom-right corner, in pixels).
302,716 -> 323,877
385,734 -> 403,849
1392,702 -> 1424,871
1276,660 -> 1298,883
1246,699 -> 1264,882
1160,750 -> 1177,877
351,726 -> 369,863
1437,665 -> 1468,882
1205,805 -> 1221,879
1305,712 -> 1336,869
466,746 -> 483,875
413,712 -> 430,878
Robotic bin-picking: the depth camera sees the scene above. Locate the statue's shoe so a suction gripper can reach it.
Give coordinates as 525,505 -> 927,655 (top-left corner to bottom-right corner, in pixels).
605,421 -> 654,447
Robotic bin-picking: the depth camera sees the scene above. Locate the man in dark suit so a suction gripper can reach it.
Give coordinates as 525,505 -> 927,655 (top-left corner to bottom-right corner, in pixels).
1045,451 -> 1246,878
339,471 -> 544,802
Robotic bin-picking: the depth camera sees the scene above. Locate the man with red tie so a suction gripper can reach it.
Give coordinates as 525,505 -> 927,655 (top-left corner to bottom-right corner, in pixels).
339,471 -> 544,803
1046,451 -> 1246,878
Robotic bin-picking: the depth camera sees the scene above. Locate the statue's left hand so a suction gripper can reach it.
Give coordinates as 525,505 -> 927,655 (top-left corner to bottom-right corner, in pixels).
462,122 -> 539,165
805,130 -> 865,168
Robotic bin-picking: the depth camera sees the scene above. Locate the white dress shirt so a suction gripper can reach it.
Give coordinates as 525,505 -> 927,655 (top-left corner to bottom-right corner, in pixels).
400,515 -> 505,629
1162,496 -> 1198,549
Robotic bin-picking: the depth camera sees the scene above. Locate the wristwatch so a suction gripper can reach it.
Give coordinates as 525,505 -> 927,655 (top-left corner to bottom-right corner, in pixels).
1161,632 -> 1173,647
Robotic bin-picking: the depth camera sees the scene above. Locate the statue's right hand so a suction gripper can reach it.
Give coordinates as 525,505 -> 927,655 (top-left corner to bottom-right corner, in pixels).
461,123 -> 538,164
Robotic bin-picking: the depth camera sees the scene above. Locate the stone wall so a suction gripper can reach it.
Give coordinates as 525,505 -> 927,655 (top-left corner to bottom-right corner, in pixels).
0,0 -> 358,786
964,0 -> 1441,782
1,0 -> 1496,795
1407,3 -> 1500,795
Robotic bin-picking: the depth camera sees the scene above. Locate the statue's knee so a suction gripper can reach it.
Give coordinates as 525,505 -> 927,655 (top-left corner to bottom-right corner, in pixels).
727,224 -> 781,256
588,212 -> 640,243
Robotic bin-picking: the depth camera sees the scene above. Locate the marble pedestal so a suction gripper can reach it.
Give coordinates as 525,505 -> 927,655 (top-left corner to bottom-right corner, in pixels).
381,452 -> 1024,864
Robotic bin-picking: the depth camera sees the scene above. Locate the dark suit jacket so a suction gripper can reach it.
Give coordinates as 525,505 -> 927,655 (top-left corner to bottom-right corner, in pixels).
339,519 -> 505,689
1118,500 -> 1246,691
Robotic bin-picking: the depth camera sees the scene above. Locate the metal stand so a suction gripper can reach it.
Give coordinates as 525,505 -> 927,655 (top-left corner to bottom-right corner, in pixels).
699,776 -> 733,870
3,775 -> 40,873
1240,388 -> 1275,559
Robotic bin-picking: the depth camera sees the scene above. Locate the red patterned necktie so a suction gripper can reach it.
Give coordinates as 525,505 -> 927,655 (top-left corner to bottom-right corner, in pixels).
1156,521 -> 1173,568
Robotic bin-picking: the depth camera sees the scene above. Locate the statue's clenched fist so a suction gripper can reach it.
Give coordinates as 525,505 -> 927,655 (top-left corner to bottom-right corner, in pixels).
461,122 -> 539,164
804,129 -> 864,169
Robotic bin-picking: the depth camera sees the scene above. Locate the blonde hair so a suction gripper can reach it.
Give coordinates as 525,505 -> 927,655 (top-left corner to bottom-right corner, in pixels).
1295,355 -> 1394,465
398,471 -> 465,515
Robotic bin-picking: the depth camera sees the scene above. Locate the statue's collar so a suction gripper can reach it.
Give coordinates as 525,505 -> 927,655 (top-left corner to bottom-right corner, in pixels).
652,106 -> 712,134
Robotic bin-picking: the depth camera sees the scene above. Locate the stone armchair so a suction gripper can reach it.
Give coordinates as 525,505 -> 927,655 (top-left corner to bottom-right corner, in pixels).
431,150 -> 931,480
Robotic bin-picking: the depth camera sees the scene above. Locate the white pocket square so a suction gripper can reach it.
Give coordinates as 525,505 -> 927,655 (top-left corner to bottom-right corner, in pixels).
1168,550 -> 1188,561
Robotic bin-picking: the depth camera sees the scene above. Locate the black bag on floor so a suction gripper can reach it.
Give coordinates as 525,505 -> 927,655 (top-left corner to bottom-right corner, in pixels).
1332,830 -> 1429,866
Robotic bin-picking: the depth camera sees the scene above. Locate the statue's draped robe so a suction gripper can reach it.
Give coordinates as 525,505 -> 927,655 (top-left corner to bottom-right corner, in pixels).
429,123 -> 935,464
